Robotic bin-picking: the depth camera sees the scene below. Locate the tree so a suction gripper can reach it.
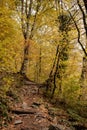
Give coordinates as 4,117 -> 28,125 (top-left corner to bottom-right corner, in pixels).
17,0 -> 41,79
42,6 -> 71,98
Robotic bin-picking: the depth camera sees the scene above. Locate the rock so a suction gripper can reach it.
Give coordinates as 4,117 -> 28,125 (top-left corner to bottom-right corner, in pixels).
21,128 -> 30,130
22,102 -> 28,109
31,102 -> 41,108
41,128 -> 48,130
48,125 -> 61,130
14,120 -> 23,125
53,117 -> 58,125
33,102 -> 41,106
31,104 -> 38,108
48,124 -> 75,130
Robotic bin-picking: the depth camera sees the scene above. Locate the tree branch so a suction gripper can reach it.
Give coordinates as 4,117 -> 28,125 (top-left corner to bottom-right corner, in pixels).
30,0 -> 41,39
63,1 -> 87,56
69,11 -> 87,56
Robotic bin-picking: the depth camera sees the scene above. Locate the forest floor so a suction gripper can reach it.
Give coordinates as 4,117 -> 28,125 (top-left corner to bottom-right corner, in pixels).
1,81 -> 87,130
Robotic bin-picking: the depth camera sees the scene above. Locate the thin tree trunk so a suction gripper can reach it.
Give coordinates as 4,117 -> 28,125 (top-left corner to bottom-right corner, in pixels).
34,62 -> 38,82
51,50 -> 60,98
39,47 -> 42,76
77,0 -> 87,88
51,74 -> 56,98
44,45 -> 59,93
49,45 -> 59,77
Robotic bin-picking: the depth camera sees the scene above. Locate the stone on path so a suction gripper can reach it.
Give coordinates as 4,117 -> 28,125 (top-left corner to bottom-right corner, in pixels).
14,120 -> 23,125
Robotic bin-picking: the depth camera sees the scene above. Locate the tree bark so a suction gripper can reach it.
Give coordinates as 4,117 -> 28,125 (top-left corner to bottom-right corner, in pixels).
20,40 -> 29,79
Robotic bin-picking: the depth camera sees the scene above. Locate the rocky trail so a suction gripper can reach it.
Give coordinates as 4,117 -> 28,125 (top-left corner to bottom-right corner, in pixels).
2,81 -> 87,130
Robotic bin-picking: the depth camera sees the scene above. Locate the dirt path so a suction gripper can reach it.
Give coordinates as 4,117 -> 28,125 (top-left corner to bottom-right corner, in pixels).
1,82 -> 87,130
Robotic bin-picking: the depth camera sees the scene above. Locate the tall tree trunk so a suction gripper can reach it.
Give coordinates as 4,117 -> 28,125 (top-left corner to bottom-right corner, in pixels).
19,0 -> 32,79
20,40 -> 29,79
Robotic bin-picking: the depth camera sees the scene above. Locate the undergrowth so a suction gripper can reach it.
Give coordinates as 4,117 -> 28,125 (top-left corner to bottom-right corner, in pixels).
0,72 -> 22,128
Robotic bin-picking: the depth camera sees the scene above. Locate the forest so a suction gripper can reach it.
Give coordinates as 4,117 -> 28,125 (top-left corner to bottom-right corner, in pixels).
0,0 -> 87,130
